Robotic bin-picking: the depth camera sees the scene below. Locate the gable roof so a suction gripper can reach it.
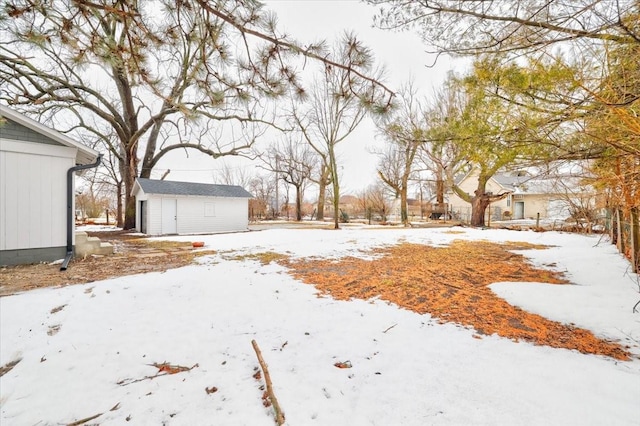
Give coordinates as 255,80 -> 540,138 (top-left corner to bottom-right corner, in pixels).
492,174 -> 521,190
453,169 -> 516,194
452,166 -> 591,196
134,178 -> 253,198
0,104 -> 99,165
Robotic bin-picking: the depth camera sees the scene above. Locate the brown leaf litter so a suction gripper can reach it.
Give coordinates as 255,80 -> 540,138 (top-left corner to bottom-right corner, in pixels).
280,240 -> 630,360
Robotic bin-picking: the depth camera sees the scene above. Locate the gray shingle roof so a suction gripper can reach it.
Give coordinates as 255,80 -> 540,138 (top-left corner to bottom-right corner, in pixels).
136,178 -> 253,198
493,174 -> 521,190
1,104 -> 99,165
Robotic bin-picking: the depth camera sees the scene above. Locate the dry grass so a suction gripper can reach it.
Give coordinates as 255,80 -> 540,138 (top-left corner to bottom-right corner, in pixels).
224,251 -> 290,265
281,240 -> 630,360
126,239 -> 195,250
0,236 -> 216,296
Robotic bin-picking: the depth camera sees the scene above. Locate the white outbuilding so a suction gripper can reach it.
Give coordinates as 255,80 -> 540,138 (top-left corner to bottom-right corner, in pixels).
132,178 -> 254,235
0,105 -> 101,267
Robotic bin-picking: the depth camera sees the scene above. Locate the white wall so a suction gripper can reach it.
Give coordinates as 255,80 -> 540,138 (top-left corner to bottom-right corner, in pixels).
177,196 -> 248,234
0,140 -> 75,250
139,194 -> 249,235
150,198 -> 163,235
448,170 -> 510,215
514,194 -> 550,219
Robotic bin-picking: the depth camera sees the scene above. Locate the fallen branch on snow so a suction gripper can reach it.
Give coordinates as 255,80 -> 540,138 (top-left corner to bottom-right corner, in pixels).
117,362 -> 198,386
66,403 -> 120,425
252,339 -> 285,425
383,323 -> 397,333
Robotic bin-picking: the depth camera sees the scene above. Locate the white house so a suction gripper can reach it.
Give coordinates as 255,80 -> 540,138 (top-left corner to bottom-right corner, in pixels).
0,105 -> 100,267
132,178 -> 254,235
447,166 -> 597,222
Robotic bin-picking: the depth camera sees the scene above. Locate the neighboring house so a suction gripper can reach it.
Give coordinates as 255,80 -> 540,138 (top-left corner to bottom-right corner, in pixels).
447,167 -> 595,222
132,178 -> 253,235
322,194 -> 361,219
0,105 -> 100,266
389,198 -> 442,220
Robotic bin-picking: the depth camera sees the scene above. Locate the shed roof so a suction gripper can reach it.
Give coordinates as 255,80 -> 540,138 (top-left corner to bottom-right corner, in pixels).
135,178 -> 253,198
0,105 -> 99,165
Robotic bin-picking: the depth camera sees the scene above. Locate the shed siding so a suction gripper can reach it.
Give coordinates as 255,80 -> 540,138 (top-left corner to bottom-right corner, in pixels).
176,196 -> 248,234
0,144 -> 72,250
138,194 -> 248,235
146,197 -> 163,236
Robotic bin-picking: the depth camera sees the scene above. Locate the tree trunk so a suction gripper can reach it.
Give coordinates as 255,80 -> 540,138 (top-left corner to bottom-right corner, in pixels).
631,207 -> 639,274
123,183 -> 136,229
400,185 -> 409,226
332,178 -> 340,229
295,185 -> 303,221
122,151 -> 139,230
436,179 -> 444,204
116,181 -> 124,228
435,167 -> 445,205
329,151 -> 340,229
609,208 -> 617,245
470,195 -> 491,227
468,173 -> 491,227
316,166 -> 330,220
316,187 -> 325,220
616,208 -> 624,254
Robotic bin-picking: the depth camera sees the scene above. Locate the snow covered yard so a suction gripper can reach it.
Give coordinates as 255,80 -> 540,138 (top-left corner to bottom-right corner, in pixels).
1,227 -> 639,425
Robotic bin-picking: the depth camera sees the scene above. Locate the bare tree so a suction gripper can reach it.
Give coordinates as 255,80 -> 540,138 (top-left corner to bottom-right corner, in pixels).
375,83 -> 425,226
75,132 -> 126,226
214,161 -> 254,189
377,81 -> 463,223
356,189 -> 372,223
0,1 -> 393,228
417,83 -> 466,217
248,173 -> 275,220
366,182 -> 392,223
76,168 -> 112,220
259,137 -> 315,221
292,33 -> 389,229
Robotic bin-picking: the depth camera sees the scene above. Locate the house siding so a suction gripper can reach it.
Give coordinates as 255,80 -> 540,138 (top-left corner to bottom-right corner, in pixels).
1,118 -> 62,146
0,141 -> 73,252
520,194 -> 552,219
449,171 -> 511,218
0,246 -> 67,266
0,107 -> 98,266
447,169 -> 582,221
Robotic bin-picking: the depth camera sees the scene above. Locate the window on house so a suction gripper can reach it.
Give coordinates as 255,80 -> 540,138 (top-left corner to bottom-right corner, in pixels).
205,202 -> 216,217
507,196 -> 511,207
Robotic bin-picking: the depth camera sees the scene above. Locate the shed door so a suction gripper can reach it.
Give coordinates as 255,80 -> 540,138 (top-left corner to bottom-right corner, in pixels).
161,198 -> 177,234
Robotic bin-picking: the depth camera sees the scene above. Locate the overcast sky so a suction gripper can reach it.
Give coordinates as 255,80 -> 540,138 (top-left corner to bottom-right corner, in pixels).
155,1 -> 462,196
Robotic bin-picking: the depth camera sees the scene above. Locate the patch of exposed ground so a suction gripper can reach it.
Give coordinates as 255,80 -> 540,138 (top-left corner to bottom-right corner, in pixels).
0,232 -> 215,296
280,240 -> 630,360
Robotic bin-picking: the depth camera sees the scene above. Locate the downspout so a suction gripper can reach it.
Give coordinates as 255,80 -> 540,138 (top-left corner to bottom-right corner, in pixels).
60,154 -> 103,271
